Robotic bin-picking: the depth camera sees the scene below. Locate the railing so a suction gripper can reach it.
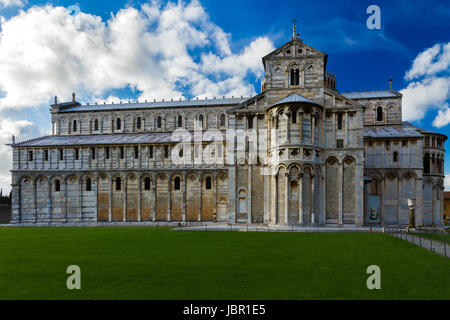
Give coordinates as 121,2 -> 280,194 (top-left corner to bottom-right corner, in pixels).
384,226 -> 449,258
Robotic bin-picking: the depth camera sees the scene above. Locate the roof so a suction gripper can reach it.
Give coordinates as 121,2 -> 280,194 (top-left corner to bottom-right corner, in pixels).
12,131 -> 226,147
403,122 -> 448,139
363,122 -> 424,139
268,93 -> 320,109
342,90 -> 401,99
58,97 -> 249,113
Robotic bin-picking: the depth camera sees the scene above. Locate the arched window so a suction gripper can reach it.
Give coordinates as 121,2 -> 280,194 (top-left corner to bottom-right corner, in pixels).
291,111 -> 296,123
179,148 -> 183,158
73,120 -> 77,132
55,179 -> 60,192
157,116 -> 162,129
199,115 -> 204,128
116,177 -> 121,191
178,115 -> 183,128
205,176 -> 212,190
94,119 -> 99,131
220,114 -> 226,127
295,69 -> 300,85
134,146 -> 139,159
136,117 -> 142,130
290,69 -> 295,85
86,178 -> 92,191
144,177 -> 151,191
393,151 -> 398,162
376,107 -> 383,122
116,118 -> 121,130
174,177 -> 181,190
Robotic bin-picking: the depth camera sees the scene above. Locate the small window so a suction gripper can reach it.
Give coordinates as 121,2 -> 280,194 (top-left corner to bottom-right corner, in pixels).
149,146 -> 154,159
220,114 -> 226,127
134,146 -> 139,159
28,150 -> 33,162
205,176 -> 212,190
144,177 -> 151,191
199,115 -> 204,128
385,141 -> 390,147
105,147 -> 110,159
248,116 -> 253,129
368,141 -> 373,146
120,147 -> 124,159
59,149 -> 64,161
314,115 -> 318,126
73,120 -> 77,132
157,116 -> 162,129
164,146 -> 169,158
295,69 -> 299,85
115,177 -> 121,191
94,119 -> 99,131
376,107 -> 383,122
291,111 -> 296,123
44,149 -> 49,161
337,113 -> 343,130
55,179 -> 61,192
136,117 -> 142,130
179,148 -> 183,158
174,177 -> 181,190
116,118 -> 121,130
336,139 -> 344,149
290,69 -> 295,85
178,115 -> 183,128
75,148 -> 79,160
91,147 -> 96,160
402,140 -> 407,146
393,151 -> 398,162
86,178 -> 92,191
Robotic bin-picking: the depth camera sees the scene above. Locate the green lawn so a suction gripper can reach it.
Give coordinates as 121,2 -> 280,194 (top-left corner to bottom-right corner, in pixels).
0,228 -> 448,300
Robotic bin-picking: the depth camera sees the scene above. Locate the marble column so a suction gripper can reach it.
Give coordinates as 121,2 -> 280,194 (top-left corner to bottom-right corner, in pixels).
298,173 -> 303,224
285,172 -> 289,224
167,174 -> 172,222
182,173 -> 187,222
338,163 -> 343,224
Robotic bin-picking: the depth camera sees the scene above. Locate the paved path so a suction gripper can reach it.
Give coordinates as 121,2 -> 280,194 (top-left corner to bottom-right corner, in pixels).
389,232 -> 449,258
173,224 -> 382,233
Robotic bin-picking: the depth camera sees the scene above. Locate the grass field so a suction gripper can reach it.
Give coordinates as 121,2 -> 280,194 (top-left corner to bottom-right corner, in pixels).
0,227 -> 449,300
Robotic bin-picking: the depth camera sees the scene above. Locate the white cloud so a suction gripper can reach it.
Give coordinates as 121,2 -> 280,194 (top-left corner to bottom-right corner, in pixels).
0,0 -> 26,8
445,174 -> 450,191
0,1 -> 275,192
0,1 -> 274,109
401,42 -> 450,123
0,118 -> 48,193
432,104 -> 450,127
405,43 -> 450,80
401,77 -> 450,121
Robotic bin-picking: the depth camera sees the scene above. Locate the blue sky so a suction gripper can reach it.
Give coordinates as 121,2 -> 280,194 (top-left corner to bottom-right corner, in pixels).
0,0 -> 449,192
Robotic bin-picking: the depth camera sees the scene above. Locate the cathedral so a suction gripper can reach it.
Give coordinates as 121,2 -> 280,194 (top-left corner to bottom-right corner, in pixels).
9,28 -> 447,227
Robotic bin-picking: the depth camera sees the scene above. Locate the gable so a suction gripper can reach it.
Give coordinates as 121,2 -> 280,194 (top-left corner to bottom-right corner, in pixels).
262,39 -> 326,64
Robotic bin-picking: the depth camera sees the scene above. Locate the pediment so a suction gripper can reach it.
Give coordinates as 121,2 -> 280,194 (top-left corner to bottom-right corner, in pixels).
262,39 -> 326,63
